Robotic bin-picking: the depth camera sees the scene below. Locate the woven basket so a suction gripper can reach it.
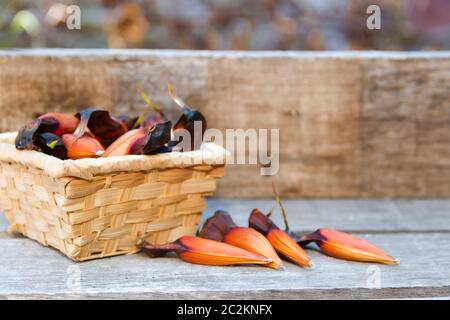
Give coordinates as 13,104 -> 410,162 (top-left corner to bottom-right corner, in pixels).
0,132 -> 227,261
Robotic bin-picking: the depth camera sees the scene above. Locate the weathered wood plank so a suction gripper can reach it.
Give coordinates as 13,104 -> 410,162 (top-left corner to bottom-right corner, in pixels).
1,50 -> 450,198
3,199 -> 450,233
2,198 -> 449,299
0,233 -> 449,299
204,199 -> 450,233
4,288 -> 450,300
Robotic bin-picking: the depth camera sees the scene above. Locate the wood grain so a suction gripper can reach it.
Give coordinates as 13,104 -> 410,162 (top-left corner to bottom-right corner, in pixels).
2,199 -> 450,299
204,199 -> 450,233
0,233 -> 449,299
1,50 -> 450,198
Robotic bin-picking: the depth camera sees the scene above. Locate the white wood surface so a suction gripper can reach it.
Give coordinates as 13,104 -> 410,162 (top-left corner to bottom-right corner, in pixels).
1,199 -> 450,299
0,233 -> 449,299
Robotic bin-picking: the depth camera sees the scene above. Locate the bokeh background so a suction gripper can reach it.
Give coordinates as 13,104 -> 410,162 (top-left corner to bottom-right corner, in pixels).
1,0 -> 449,50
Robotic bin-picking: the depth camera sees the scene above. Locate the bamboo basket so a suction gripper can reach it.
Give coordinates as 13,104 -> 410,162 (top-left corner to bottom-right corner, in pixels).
0,132 -> 227,261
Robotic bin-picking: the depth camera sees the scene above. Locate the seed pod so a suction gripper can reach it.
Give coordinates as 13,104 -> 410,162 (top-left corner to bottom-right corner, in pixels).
249,208 -> 312,268
74,108 -> 128,147
15,119 -> 46,150
200,210 -> 282,269
38,112 -> 79,136
103,121 -> 172,157
138,236 -> 272,267
141,121 -> 172,154
123,121 -> 172,155
62,133 -> 105,159
15,113 -> 78,150
35,132 -> 67,160
298,228 -> 399,265
103,128 -> 147,157
167,81 -> 206,151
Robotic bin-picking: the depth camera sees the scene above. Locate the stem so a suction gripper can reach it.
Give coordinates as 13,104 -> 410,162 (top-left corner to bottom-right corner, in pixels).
167,80 -> 189,109
271,177 -> 290,232
134,86 -> 167,129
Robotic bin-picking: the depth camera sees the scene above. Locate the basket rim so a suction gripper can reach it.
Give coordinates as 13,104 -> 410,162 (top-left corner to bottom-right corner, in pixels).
0,131 -> 228,180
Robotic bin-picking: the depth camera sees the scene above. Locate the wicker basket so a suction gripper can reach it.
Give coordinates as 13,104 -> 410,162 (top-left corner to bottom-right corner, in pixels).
0,132 -> 227,261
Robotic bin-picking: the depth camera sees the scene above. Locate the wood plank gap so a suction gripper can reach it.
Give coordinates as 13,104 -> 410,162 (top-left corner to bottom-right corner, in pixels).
2,286 -> 450,300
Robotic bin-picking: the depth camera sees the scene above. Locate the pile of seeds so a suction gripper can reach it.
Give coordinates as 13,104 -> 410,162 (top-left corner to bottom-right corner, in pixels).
139,190 -> 399,268
14,82 -> 205,159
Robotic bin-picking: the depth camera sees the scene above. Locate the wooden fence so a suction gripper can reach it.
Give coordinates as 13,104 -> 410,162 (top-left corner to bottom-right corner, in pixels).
1,49 -> 449,198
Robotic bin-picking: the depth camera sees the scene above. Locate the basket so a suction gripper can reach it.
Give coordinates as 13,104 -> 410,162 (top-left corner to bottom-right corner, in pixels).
0,132 -> 227,261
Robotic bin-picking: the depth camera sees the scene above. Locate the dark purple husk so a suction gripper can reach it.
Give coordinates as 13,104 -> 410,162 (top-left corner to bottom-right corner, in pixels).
142,121 -> 172,154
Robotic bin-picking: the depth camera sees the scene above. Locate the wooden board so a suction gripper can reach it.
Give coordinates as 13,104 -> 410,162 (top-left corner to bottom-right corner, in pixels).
1,50 -> 450,198
0,234 -> 449,299
204,199 -> 450,233
1,199 -> 450,299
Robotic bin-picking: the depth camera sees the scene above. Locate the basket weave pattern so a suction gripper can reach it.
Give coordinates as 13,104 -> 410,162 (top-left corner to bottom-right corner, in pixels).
0,132 -> 226,261
0,162 -> 224,261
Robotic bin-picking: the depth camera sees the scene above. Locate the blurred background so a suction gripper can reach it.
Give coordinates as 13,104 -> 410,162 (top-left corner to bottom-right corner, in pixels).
0,0 -> 449,50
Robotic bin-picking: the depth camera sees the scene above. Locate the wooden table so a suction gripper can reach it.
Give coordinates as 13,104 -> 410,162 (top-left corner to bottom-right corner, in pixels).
1,199 -> 449,299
